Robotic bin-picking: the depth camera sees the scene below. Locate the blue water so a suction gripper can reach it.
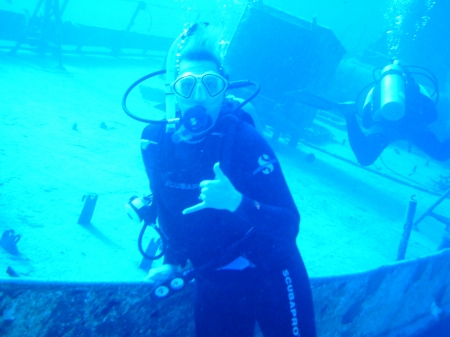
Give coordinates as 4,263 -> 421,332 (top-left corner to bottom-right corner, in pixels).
1,0 -> 450,336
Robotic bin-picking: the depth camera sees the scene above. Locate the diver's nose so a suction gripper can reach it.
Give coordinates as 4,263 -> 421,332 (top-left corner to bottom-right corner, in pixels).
192,82 -> 207,101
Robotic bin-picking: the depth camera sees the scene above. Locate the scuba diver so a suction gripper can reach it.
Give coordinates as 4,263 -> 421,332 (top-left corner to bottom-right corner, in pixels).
131,24 -> 317,337
343,61 -> 450,166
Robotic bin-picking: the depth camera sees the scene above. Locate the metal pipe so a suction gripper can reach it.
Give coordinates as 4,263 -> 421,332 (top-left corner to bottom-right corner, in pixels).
9,0 -> 45,55
397,195 -> 418,261
413,188 -> 450,229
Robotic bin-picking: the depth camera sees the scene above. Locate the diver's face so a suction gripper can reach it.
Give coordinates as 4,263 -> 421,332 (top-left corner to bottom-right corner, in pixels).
175,60 -> 225,127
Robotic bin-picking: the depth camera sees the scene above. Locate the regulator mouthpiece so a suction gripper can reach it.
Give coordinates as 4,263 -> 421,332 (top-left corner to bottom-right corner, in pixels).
181,106 -> 212,134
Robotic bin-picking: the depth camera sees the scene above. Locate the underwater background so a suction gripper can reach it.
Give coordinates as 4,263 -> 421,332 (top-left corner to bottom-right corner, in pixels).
1,0 -> 450,336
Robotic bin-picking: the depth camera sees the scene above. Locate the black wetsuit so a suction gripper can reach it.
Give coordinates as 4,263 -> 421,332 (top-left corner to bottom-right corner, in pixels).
346,79 -> 450,166
141,109 -> 317,337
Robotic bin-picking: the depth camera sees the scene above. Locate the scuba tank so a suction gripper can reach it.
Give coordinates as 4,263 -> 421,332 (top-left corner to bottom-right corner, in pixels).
165,27 -> 189,133
378,61 -> 406,121
360,60 -> 439,128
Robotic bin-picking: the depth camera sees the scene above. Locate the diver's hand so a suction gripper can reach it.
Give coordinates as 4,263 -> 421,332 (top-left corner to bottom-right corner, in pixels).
182,162 -> 242,215
144,264 -> 178,286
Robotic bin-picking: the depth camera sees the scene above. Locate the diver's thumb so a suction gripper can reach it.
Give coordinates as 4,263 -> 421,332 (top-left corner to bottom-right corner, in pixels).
213,162 -> 226,179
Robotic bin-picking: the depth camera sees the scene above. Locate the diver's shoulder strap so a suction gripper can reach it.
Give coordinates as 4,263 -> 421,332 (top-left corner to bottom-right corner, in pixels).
224,96 -> 257,128
216,101 -> 250,176
141,123 -> 166,176
362,87 -> 376,129
141,123 -> 166,144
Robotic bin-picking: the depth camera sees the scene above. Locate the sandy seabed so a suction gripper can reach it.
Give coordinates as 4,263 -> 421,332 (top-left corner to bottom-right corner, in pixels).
1,50 -> 449,282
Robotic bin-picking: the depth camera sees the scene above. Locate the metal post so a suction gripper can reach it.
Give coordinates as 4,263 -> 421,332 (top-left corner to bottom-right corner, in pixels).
9,0 -> 45,55
397,195 -> 418,260
111,1 -> 146,56
77,194 -> 98,225
52,0 -> 65,69
9,0 -> 67,68
139,238 -> 162,271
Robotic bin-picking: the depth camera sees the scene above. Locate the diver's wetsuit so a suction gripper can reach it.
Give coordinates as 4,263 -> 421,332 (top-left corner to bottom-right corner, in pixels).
346,80 -> 450,166
141,110 -> 317,337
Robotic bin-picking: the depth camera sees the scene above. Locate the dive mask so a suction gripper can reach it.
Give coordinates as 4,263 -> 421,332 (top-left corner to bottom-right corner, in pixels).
172,72 -> 227,99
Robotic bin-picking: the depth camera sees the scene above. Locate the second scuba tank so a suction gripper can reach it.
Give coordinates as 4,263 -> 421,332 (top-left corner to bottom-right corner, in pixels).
379,61 -> 405,121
